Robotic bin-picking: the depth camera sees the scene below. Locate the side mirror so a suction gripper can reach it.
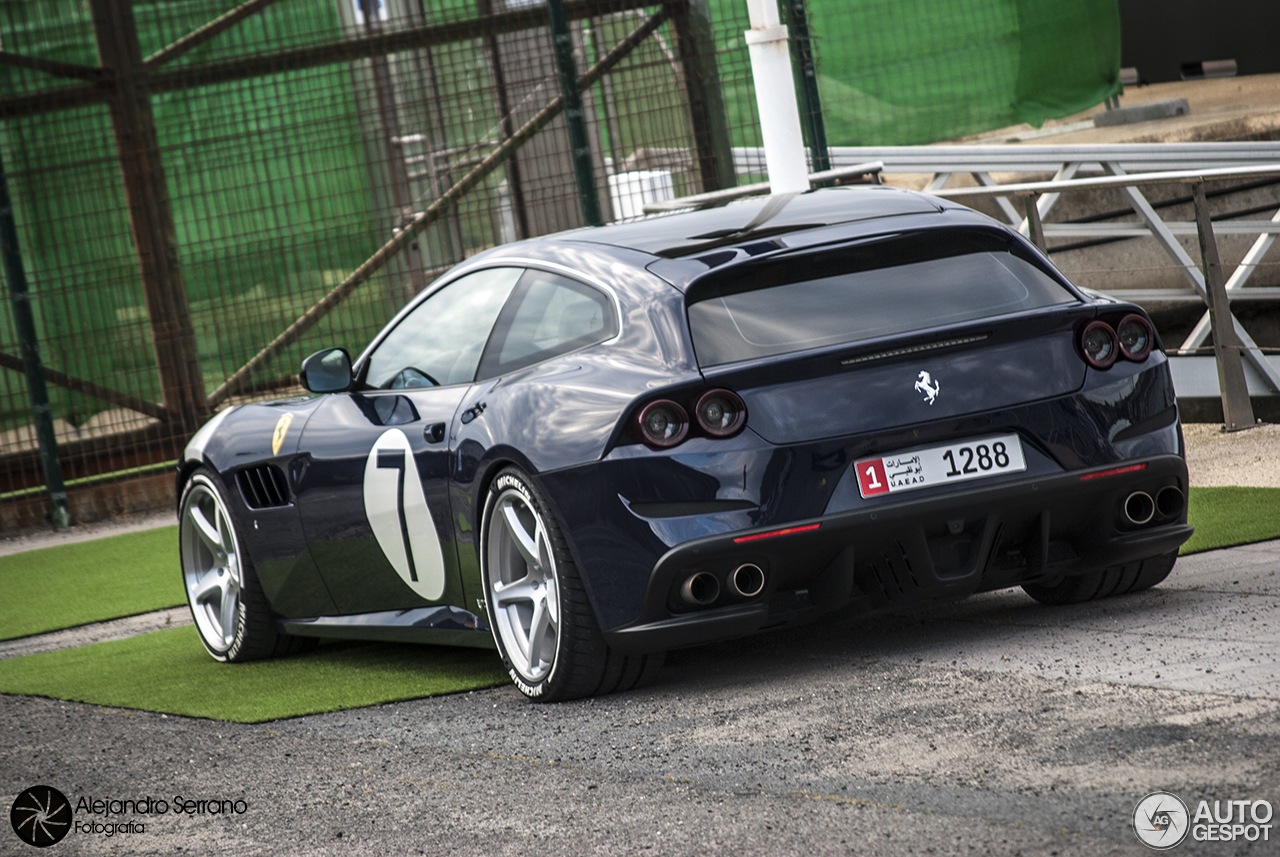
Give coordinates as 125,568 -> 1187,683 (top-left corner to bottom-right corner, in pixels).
300,348 -> 353,393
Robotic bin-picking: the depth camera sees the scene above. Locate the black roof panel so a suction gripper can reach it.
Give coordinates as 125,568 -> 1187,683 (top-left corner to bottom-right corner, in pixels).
565,185 -> 942,256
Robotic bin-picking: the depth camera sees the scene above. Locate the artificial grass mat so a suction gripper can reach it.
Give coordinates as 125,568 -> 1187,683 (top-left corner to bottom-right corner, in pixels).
0,624 -> 507,722
0,526 -> 184,641
0,484 -> 1273,722
1181,486 -> 1280,555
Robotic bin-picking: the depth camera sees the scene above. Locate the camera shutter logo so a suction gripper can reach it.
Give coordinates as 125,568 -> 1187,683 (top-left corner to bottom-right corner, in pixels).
10,785 -> 72,847
1134,791 -> 1190,849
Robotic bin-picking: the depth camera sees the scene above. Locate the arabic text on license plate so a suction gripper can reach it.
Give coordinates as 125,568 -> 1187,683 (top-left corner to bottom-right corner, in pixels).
855,434 -> 1026,499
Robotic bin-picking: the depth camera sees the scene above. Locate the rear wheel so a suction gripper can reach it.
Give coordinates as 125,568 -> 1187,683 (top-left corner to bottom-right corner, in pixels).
179,468 -> 307,662
1021,551 -> 1177,605
481,466 -> 662,701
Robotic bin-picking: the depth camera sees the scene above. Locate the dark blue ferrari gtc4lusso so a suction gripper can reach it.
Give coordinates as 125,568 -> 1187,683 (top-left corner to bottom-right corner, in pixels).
177,185 -> 1192,701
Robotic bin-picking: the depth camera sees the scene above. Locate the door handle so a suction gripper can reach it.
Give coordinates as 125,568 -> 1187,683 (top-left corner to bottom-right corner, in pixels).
423,422 -> 446,443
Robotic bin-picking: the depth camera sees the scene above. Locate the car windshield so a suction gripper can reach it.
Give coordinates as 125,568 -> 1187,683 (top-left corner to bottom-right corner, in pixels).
686,231 -> 1077,366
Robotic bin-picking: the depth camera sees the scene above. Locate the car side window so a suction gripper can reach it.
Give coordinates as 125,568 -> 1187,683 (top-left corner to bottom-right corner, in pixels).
476,269 -> 617,381
363,267 -> 522,389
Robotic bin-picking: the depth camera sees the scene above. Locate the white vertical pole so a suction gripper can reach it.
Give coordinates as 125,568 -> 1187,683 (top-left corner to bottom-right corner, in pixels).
744,0 -> 808,194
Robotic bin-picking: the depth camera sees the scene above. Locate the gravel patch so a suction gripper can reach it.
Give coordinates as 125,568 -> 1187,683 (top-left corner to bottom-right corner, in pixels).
1183,421 -> 1280,487
0,509 -> 174,557
4,547 -> 1279,855
0,607 -> 192,660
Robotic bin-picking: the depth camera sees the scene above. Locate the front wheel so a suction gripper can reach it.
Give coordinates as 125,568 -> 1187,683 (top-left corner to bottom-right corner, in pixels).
1021,551 -> 1177,605
179,468 -> 307,662
480,467 -> 661,701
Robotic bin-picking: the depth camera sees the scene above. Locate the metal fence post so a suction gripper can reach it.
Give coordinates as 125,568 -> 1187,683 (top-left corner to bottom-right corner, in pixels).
671,0 -> 738,193
477,0 -> 531,239
90,0 -> 207,430
1023,193 -> 1047,252
0,150 -> 71,530
546,0 -> 602,227
1191,180 -> 1256,430
783,0 -> 829,176
358,0 -> 430,304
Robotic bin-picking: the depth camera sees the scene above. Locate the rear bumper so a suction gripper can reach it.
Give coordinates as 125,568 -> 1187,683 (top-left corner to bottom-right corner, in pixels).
603,454 -> 1191,653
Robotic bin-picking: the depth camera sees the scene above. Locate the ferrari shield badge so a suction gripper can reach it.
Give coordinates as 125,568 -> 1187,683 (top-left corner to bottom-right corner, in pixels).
914,371 -> 941,405
362,429 -> 447,600
271,412 -> 294,455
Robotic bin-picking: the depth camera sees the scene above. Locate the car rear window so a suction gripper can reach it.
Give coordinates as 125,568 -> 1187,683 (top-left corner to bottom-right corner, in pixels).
686,230 -> 1077,366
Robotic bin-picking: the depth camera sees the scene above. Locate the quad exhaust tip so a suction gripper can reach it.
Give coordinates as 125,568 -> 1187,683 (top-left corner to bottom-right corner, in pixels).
1124,491 -> 1155,526
680,571 -> 720,606
729,563 -> 766,598
1157,485 -> 1185,518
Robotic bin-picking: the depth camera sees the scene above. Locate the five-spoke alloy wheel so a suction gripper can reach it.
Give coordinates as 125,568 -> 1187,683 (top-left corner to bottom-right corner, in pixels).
180,467 -> 295,662
480,467 -> 663,701
485,476 -> 563,684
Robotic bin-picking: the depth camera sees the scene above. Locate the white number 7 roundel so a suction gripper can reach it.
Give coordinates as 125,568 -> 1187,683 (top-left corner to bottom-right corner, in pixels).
362,428 -> 446,601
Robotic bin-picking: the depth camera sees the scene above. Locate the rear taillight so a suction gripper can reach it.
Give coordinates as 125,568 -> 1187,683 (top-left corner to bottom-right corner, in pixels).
638,400 -> 688,448
694,389 -> 746,438
1080,320 -> 1119,369
632,388 -> 748,449
1116,314 -> 1154,362
1079,314 -> 1157,370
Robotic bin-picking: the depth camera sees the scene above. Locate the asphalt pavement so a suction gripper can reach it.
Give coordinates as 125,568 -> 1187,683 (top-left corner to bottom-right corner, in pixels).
3,541 -> 1278,856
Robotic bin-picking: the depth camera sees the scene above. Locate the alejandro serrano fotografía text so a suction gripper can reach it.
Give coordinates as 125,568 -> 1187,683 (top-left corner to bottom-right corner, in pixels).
72,795 -> 249,836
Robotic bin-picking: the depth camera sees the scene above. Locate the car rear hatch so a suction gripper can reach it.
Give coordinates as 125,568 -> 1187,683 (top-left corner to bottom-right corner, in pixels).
686,226 -> 1095,446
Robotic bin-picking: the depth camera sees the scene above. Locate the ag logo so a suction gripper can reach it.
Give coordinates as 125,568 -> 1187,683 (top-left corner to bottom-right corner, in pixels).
362,429 -> 446,600
914,370 -> 940,405
1133,791 -> 1190,849
11,785 -> 71,847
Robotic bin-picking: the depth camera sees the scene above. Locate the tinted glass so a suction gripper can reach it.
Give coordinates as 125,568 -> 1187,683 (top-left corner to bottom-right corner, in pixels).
364,267 -> 521,389
302,347 -> 352,393
477,270 -> 616,380
688,245 -> 1076,366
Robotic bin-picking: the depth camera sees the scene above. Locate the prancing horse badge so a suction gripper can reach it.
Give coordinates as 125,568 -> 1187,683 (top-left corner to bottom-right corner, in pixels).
914,371 -> 941,405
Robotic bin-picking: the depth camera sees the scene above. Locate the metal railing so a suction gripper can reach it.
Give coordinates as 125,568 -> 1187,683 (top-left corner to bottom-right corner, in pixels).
729,143 -> 1280,386
929,165 -> 1280,430
661,145 -> 1280,430
822,145 -> 1280,368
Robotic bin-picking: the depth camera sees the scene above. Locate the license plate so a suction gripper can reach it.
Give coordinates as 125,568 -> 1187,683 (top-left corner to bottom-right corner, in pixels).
854,433 -> 1027,498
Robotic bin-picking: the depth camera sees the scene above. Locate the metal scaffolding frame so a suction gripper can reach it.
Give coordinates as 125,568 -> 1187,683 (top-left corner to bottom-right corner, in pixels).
928,164 -> 1280,429
655,145 -> 1280,425
736,143 -> 1280,393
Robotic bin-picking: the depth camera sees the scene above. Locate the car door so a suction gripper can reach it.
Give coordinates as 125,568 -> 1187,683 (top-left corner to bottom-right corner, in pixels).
451,267 -> 622,614
295,266 -> 522,615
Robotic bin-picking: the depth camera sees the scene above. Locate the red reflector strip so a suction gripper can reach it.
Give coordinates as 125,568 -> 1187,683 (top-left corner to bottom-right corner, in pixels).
1079,463 -> 1147,482
733,523 -> 821,543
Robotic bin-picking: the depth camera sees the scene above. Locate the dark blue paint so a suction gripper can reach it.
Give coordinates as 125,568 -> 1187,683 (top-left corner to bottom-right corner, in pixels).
293,387 -> 468,614
181,186 -> 1190,649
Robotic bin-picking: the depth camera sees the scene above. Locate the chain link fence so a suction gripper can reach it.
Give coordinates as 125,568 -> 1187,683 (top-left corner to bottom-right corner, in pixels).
0,0 -> 1118,530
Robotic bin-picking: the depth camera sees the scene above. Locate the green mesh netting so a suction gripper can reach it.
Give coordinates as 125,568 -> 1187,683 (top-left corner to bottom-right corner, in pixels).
714,0 -> 1122,146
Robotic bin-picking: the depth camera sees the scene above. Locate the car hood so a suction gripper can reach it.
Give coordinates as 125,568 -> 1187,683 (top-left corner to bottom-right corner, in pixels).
183,396 -> 323,471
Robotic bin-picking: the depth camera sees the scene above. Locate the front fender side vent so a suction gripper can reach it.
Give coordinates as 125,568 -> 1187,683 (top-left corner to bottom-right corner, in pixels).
236,464 -> 290,509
